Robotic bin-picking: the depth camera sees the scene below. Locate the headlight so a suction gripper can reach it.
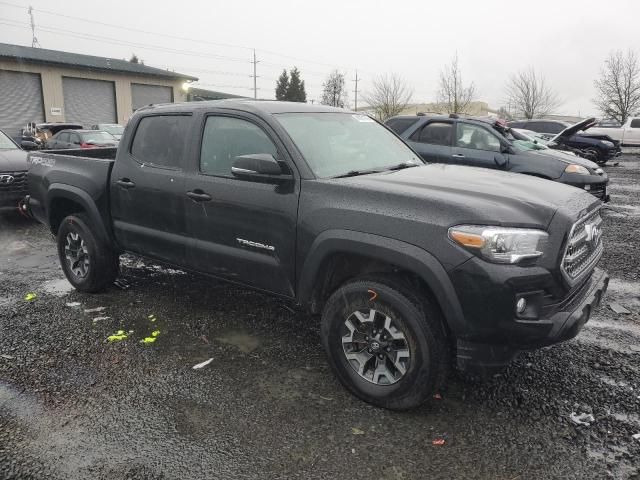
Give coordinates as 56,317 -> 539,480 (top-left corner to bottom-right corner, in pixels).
595,167 -> 604,175
565,164 -> 590,175
449,225 -> 548,264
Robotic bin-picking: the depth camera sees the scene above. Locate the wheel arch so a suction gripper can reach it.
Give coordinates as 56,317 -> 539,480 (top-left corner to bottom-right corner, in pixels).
297,230 -> 466,336
46,184 -> 110,244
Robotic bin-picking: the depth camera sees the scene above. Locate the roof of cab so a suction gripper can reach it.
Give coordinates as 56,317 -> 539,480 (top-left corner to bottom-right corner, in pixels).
135,100 -> 355,115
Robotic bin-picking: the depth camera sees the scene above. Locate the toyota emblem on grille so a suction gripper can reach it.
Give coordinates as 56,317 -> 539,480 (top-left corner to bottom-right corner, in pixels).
0,174 -> 15,184
584,223 -> 601,248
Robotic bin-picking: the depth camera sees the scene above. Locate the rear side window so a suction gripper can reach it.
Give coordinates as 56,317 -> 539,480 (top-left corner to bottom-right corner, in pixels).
456,123 -> 501,152
57,132 -> 69,142
543,122 -> 565,134
412,122 -> 452,146
200,116 -> 278,177
131,115 -> 190,169
509,121 -> 525,129
630,119 -> 640,128
385,117 -> 419,135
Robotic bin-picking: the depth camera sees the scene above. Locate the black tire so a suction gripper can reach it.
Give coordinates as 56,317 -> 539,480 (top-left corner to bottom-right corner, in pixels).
320,277 -> 448,410
56,213 -> 119,293
584,147 -> 605,164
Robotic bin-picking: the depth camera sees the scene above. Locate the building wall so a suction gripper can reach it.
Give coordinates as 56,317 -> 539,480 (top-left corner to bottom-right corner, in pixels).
0,59 -> 187,124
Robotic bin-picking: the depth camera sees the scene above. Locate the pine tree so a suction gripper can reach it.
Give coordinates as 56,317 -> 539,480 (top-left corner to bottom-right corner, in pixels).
275,69 -> 289,101
287,67 -> 307,102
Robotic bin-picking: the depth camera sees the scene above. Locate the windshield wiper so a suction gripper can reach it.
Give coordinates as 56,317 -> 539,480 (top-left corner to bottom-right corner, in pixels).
385,162 -> 420,171
333,169 -> 383,178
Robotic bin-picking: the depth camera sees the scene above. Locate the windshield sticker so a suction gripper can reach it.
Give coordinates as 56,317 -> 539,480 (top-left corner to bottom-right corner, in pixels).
352,115 -> 375,123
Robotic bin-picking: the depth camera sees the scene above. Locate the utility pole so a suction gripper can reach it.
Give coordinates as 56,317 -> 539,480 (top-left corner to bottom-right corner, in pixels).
251,49 -> 260,99
28,6 -> 41,48
352,70 -> 359,111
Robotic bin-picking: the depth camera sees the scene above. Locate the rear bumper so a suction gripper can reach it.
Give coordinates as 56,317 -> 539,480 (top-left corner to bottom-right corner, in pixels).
456,267 -> 609,373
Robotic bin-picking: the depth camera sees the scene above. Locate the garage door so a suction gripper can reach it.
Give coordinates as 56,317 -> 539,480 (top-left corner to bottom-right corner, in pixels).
0,70 -> 44,138
63,77 -> 117,127
131,84 -> 173,111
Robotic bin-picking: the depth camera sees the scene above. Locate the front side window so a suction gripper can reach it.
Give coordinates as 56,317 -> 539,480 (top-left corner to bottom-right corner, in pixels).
57,132 -> 69,143
386,117 -> 419,135
0,130 -> 17,149
275,113 -> 421,178
543,122 -> 566,134
630,119 -> 640,128
414,122 -> 453,146
455,123 -> 501,152
200,116 -> 278,177
131,115 -> 189,168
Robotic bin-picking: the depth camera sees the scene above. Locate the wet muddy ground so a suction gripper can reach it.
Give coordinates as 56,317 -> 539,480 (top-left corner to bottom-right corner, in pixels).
1,157 -> 639,480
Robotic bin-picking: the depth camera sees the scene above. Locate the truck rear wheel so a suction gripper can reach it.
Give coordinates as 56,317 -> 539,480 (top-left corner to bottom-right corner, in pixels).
320,277 -> 448,410
56,214 -> 119,293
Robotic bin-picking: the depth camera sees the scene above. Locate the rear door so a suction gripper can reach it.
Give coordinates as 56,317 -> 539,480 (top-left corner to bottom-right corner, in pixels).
406,120 -> 454,162
110,113 -> 192,266
452,122 -> 505,168
182,111 -> 299,297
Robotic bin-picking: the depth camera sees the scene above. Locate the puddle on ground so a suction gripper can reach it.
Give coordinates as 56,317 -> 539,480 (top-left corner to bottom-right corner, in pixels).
214,330 -> 260,353
0,240 -> 34,255
41,278 -> 74,297
607,278 -> 640,298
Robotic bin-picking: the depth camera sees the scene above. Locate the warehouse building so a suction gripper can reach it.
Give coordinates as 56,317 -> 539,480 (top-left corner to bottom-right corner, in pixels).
0,42 -> 198,137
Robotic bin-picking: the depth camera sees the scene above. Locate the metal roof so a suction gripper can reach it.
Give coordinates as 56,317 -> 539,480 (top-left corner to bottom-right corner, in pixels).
0,43 -> 198,81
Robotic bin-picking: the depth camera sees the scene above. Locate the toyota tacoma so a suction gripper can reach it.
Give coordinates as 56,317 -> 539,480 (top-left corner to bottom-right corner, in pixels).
25,100 -> 609,410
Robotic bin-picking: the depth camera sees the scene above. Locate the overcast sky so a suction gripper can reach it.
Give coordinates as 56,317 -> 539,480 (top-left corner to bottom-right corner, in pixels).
1,0 -> 638,116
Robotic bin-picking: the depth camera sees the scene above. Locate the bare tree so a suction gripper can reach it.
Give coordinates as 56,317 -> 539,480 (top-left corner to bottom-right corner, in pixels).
362,74 -> 413,121
321,70 -> 348,108
505,68 -> 560,119
436,53 -> 476,114
593,50 -> 640,125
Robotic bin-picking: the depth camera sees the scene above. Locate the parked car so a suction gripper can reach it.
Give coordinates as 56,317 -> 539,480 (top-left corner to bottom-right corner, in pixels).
91,123 -> 125,141
45,129 -> 119,149
507,118 -> 620,164
386,115 -> 609,202
0,129 -> 31,210
587,117 -> 640,146
26,100 -> 609,410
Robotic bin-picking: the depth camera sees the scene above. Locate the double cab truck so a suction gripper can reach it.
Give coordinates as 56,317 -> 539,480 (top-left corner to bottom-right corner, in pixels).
26,100 -> 609,409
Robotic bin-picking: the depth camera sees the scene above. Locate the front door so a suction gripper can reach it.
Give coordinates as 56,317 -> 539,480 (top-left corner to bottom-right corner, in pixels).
183,113 -> 299,297
110,113 -> 193,266
452,122 -> 505,168
407,120 -> 453,163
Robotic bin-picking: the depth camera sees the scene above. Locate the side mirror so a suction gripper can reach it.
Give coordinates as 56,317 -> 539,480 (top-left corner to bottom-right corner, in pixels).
231,154 -> 293,183
500,144 -> 511,154
20,140 -> 39,150
494,153 -> 508,168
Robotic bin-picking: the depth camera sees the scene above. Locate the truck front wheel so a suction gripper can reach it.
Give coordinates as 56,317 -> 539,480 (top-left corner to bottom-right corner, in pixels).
320,277 -> 448,410
56,214 -> 119,293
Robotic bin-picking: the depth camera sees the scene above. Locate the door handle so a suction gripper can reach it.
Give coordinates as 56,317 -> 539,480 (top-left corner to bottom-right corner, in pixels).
452,154 -> 465,158
116,178 -> 136,189
187,190 -> 212,202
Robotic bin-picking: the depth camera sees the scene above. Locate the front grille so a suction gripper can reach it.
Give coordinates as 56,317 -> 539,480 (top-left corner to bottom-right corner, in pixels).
589,183 -> 607,200
561,208 -> 603,284
0,171 -> 28,195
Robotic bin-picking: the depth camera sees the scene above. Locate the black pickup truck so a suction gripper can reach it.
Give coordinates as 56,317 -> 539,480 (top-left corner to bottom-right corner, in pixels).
26,100 -> 609,410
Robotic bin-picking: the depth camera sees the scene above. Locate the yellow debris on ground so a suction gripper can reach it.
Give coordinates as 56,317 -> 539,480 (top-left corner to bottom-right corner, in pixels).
107,330 -> 128,342
140,330 -> 161,344
24,293 -> 37,301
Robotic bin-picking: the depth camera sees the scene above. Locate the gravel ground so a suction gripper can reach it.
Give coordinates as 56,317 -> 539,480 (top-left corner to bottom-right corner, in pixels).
1,157 -> 639,480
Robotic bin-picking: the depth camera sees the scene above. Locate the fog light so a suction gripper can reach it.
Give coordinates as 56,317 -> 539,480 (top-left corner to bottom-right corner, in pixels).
516,297 -> 527,314
584,184 -> 591,191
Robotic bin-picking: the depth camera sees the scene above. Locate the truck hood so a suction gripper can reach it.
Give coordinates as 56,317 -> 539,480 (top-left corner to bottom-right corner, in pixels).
551,117 -> 596,142
331,164 -> 596,228
0,148 -> 28,172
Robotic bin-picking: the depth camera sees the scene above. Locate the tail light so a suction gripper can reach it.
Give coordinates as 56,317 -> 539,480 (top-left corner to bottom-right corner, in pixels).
80,142 -> 96,149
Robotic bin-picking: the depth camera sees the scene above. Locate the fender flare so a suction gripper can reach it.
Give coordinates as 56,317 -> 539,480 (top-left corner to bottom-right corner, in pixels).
297,229 -> 466,336
46,183 -> 111,245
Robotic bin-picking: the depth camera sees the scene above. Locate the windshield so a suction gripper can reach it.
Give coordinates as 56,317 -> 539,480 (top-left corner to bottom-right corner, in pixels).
80,131 -> 116,143
0,130 -> 18,150
275,113 -> 422,178
100,125 -> 124,135
502,128 -> 548,152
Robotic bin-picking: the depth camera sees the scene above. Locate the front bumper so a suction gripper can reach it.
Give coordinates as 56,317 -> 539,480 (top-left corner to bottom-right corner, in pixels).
455,267 -> 609,373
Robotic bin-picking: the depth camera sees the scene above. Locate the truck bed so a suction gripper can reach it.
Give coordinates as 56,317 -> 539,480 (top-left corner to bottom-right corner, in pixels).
27,148 -> 117,230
